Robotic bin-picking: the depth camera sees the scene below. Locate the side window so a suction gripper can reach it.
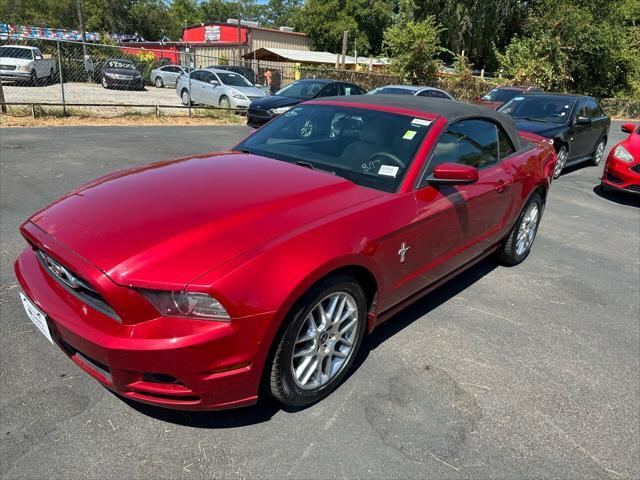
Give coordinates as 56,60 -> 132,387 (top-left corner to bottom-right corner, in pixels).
319,83 -> 340,97
427,119 -> 499,174
342,84 -> 360,96
201,72 -> 216,83
576,103 -> 589,119
190,71 -> 203,82
497,127 -> 515,159
586,98 -> 602,118
417,89 -> 431,97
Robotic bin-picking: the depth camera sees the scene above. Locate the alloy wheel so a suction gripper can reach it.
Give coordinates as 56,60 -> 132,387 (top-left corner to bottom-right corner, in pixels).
593,141 -> 605,165
290,292 -> 359,390
515,202 -> 539,256
554,148 -> 567,178
181,90 -> 190,105
155,77 -> 163,88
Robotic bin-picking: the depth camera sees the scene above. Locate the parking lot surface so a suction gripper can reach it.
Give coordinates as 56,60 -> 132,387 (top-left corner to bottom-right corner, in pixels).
1,122 -> 638,479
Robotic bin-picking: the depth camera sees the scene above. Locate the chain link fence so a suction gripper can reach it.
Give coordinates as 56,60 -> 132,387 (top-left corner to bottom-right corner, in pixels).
0,37 -> 398,119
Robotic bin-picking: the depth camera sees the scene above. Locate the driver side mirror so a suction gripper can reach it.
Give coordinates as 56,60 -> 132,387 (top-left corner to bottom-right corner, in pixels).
621,123 -> 636,134
427,163 -> 479,186
576,116 -> 591,125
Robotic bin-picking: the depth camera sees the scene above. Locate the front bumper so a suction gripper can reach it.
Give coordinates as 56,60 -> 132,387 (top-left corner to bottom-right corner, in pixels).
601,155 -> 640,195
0,70 -> 31,80
103,77 -> 143,89
15,246 -> 273,411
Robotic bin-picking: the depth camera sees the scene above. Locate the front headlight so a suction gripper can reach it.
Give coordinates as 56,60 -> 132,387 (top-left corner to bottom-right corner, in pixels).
270,106 -> 292,115
141,290 -> 230,320
613,145 -> 634,163
231,90 -> 247,100
16,64 -> 30,72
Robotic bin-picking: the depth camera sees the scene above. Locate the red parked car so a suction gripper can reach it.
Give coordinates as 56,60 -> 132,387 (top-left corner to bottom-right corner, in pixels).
15,96 -> 556,411
601,122 -> 640,194
474,86 -> 542,110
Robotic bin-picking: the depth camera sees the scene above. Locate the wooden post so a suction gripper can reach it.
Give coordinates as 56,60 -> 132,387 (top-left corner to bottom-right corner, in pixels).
0,78 -> 6,114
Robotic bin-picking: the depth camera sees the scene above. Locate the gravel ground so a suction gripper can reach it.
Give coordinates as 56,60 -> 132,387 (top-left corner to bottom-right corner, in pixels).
0,123 -> 638,479
3,81 -> 183,105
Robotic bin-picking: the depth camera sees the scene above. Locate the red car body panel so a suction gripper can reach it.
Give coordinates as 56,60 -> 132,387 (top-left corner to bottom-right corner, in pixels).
601,123 -> 640,194
15,101 -> 556,410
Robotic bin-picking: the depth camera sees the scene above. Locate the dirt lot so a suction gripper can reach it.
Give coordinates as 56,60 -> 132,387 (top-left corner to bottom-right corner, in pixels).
0,123 -> 638,479
2,81 -> 183,105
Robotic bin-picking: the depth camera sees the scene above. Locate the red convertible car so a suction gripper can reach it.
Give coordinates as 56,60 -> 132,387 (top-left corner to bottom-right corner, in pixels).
601,122 -> 640,194
15,96 -> 556,410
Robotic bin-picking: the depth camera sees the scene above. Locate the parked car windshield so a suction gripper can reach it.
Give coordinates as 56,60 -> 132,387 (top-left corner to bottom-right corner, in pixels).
276,81 -> 328,99
216,72 -> 253,87
235,104 -> 433,193
0,47 -> 33,59
482,88 -> 521,102
106,60 -> 135,70
499,96 -> 575,124
371,87 -> 415,95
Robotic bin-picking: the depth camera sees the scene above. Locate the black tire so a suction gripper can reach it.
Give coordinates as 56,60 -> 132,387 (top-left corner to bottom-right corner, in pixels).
29,70 -> 37,86
101,76 -> 110,89
155,76 -> 164,88
498,192 -> 543,266
181,88 -> 191,106
267,275 -> 367,408
553,145 -> 568,179
219,95 -> 231,109
590,138 -> 606,166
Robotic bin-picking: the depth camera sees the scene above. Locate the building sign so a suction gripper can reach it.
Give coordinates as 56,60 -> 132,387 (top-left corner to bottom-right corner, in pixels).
204,26 -> 220,43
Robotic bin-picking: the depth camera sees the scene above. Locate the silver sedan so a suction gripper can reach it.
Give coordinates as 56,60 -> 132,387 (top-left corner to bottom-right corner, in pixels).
150,65 -> 193,88
176,68 -> 267,109
368,84 -> 455,100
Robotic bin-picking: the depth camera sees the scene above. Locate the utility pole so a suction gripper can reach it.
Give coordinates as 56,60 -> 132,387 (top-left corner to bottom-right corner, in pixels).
341,30 -> 348,69
75,0 -> 90,82
237,0 -> 242,65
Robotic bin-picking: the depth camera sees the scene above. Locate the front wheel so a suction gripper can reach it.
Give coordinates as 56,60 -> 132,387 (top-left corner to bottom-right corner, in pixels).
498,193 -> 542,266
181,89 -> 191,106
155,76 -> 164,88
219,95 -> 231,109
590,138 -> 606,166
101,76 -> 109,89
267,276 -> 367,408
553,145 -> 568,179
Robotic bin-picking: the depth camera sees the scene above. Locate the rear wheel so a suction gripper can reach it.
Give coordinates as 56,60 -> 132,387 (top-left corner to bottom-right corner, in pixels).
498,193 -> 542,266
267,276 -> 367,408
553,145 -> 568,179
590,138 -> 606,166
181,89 -> 191,106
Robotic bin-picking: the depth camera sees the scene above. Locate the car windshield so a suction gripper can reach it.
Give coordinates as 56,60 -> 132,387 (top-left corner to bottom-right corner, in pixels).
372,87 -> 415,95
499,96 -> 575,124
107,60 -> 135,70
234,104 -> 433,193
0,47 -> 32,59
482,88 -> 521,102
276,81 -> 328,99
216,72 -> 253,87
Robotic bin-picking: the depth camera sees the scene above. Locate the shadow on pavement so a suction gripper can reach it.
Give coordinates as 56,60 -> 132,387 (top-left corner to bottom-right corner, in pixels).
593,184 -> 640,207
120,258 -> 498,427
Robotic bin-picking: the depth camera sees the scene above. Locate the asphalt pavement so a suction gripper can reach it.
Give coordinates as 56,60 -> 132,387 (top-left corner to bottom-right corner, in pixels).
0,122 -> 638,479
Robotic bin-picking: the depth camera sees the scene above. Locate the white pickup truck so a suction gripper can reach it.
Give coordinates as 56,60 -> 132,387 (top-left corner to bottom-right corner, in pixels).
0,45 -> 56,84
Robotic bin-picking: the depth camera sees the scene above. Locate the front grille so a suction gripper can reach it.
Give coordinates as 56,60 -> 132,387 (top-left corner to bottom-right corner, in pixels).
0,64 -> 16,71
630,164 -> 640,174
248,107 -> 271,119
35,249 -> 121,322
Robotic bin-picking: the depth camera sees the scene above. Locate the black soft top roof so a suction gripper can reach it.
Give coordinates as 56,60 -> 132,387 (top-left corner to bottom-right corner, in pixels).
313,94 -> 526,150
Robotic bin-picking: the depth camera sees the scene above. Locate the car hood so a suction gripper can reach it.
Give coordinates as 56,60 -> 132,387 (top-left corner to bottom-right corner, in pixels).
0,57 -> 32,66
104,68 -> 140,77
29,152 -> 383,289
250,95 -> 305,110
231,86 -> 266,98
514,119 -> 565,138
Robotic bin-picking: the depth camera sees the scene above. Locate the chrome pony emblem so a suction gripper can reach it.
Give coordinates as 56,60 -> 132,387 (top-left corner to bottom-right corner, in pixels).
42,253 -> 80,289
398,242 -> 410,263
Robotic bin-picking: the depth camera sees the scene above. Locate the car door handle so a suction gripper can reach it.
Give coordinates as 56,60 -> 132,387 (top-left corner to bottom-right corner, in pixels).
496,180 -> 511,193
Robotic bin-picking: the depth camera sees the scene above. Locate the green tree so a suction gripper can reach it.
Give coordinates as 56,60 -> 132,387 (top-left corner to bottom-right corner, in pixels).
199,0 -> 235,24
383,16 -> 447,83
262,0 -> 303,28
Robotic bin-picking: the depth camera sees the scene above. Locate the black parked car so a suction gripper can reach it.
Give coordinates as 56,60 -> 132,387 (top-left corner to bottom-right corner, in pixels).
247,79 -> 366,128
99,58 -> 144,90
499,93 -> 610,178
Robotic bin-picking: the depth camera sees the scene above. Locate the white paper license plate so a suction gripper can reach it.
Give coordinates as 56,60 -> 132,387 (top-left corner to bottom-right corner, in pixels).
20,292 -> 53,344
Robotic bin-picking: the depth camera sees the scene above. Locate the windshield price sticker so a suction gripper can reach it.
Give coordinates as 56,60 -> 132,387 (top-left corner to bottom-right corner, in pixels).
411,118 -> 432,127
378,165 -> 399,177
403,130 -> 417,140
